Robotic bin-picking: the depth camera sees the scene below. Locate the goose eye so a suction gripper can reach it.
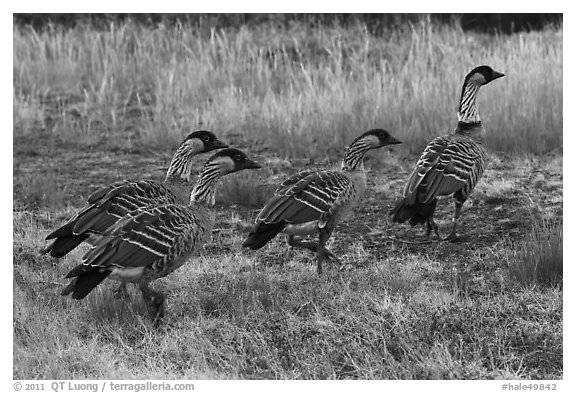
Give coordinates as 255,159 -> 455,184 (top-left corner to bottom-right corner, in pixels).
234,154 -> 242,161
202,136 -> 210,142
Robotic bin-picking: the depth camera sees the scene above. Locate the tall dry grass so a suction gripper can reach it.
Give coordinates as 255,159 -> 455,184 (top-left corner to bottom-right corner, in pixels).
507,219 -> 563,287
13,20 -> 562,157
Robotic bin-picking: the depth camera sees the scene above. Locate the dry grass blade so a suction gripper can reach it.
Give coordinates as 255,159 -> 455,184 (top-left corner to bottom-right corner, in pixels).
506,219 -> 563,288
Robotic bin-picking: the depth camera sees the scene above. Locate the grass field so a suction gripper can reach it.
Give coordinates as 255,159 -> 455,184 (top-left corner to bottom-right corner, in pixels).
13,19 -> 563,379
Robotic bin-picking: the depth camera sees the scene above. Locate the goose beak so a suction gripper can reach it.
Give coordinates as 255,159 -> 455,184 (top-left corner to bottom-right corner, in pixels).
243,159 -> 261,170
388,136 -> 402,145
492,71 -> 505,80
212,139 -> 229,150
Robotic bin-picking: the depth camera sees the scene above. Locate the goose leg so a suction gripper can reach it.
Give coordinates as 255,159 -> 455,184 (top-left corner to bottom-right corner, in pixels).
426,217 -> 441,239
139,282 -> 166,327
287,234 -> 339,275
113,283 -> 130,299
287,235 -> 318,253
317,230 -> 339,275
445,200 -> 463,242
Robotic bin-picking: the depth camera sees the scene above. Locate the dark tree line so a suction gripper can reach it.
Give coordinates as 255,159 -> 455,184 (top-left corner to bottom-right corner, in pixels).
14,13 -> 562,34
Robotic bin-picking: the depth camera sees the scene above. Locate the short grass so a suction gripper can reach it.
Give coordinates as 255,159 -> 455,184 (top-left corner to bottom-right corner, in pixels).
13,255 -> 563,379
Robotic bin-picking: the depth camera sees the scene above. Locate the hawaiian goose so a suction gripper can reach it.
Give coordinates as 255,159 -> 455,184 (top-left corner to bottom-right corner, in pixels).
61,148 -> 260,325
390,65 -> 505,241
41,131 -> 227,258
243,129 -> 401,274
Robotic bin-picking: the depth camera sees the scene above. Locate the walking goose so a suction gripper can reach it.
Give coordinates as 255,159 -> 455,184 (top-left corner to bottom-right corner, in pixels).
243,129 -> 401,274
61,148 -> 261,325
41,131 -> 227,258
390,65 -> 505,241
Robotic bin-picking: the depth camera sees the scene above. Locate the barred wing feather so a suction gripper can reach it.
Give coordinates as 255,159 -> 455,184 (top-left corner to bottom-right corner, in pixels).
258,170 -> 354,226
274,169 -> 316,193
80,180 -> 177,233
404,136 -> 487,203
75,205 -> 203,274
49,180 -> 178,240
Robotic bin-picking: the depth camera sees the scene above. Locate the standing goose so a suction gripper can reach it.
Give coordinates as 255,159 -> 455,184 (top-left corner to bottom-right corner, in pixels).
390,65 -> 505,241
41,131 -> 227,258
61,148 -> 261,325
243,129 -> 401,274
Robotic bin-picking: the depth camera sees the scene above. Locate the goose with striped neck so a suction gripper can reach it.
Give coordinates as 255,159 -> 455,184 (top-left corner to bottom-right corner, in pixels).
61,148 -> 261,326
391,65 -> 505,241
41,131 -> 227,258
243,129 -> 401,275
